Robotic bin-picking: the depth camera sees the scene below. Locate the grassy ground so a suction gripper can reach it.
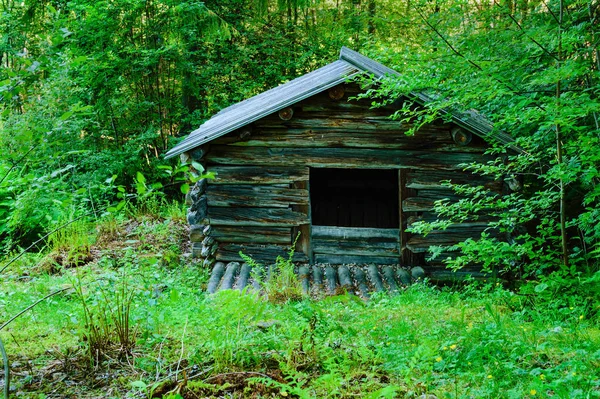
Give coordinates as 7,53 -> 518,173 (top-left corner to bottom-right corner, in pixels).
1,210 -> 599,398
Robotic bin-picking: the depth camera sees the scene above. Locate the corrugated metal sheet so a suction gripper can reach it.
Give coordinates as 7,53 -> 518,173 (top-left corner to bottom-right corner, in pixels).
165,47 -> 517,159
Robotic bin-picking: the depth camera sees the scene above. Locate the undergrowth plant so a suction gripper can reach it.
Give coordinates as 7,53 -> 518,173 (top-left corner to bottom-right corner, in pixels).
72,254 -> 140,366
241,233 -> 303,303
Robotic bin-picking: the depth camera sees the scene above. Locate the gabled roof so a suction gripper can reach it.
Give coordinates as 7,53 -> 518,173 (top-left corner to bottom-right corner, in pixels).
165,47 -> 516,159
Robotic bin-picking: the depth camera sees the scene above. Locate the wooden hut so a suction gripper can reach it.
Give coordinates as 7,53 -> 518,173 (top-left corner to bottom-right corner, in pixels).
165,47 -> 515,280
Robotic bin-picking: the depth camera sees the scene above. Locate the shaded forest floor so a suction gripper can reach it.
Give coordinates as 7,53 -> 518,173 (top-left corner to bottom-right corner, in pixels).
1,209 -> 600,399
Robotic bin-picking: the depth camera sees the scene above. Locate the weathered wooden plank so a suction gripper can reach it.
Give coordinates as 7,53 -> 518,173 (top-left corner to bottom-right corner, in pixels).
311,226 -> 399,241
312,240 -> 400,257
402,197 -> 437,212
256,116 -> 408,130
215,244 -> 309,263
313,254 -> 399,265
206,185 -> 309,207
209,207 -> 308,227
209,166 -> 309,185
214,128 -> 484,153
402,190 -> 463,212
210,226 -> 291,244
206,146 -> 491,170
406,229 -> 492,253
406,215 -> 492,228
406,170 -> 500,191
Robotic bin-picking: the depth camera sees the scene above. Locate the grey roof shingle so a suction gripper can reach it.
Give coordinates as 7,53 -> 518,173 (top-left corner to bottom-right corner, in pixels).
164,47 -> 517,159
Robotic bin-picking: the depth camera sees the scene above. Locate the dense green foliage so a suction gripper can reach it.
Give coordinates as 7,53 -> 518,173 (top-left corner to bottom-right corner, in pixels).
1,0 -> 599,397
2,0 -> 598,280
365,0 -> 600,281
0,0 -> 379,249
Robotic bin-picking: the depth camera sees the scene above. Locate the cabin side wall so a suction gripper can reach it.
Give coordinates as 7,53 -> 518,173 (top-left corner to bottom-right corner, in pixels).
186,83 -> 501,273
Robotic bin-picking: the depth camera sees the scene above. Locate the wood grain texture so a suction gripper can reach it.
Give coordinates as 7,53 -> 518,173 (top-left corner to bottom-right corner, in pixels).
216,243 -> 309,263
214,128 -> 484,153
209,207 -> 308,227
312,240 -> 400,257
406,170 -> 501,191
406,227 -> 492,253
206,185 -> 309,207
206,146 -> 489,170
311,226 -> 399,241
211,226 -> 291,244
311,226 -> 400,259
313,254 -> 400,265
209,166 -> 309,185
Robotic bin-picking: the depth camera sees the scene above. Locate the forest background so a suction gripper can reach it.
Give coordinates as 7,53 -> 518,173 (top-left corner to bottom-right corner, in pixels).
1,0 -> 600,397
2,0 -> 599,280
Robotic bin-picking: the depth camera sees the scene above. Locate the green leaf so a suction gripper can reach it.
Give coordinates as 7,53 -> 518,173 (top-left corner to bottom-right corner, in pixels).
180,183 -> 190,194
534,283 -> 549,293
191,161 -> 205,173
60,111 -> 74,121
136,171 -> 146,184
130,380 -> 147,390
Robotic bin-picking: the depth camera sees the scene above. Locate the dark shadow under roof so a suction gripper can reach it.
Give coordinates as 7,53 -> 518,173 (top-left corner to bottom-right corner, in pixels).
165,47 -> 517,159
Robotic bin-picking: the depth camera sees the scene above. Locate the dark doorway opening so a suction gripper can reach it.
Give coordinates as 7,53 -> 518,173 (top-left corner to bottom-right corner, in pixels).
310,168 -> 399,228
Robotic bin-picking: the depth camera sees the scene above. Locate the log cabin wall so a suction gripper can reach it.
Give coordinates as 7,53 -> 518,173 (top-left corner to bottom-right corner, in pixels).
187,83 -> 501,271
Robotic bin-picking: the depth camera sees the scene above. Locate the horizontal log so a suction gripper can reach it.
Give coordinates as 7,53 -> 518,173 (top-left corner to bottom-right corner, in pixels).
402,190 -> 464,212
406,216 -> 491,230
402,197 -> 437,212
206,146 -> 491,170
256,116 -> 408,130
209,207 -> 308,227
406,170 -> 501,191
206,185 -> 308,208
406,212 -> 494,226
211,226 -> 291,244
406,229 -> 492,253
312,240 -> 400,257
209,166 -> 309,185
213,128 -> 486,153
312,226 -> 399,242
216,244 -> 309,263
313,254 -> 399,265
